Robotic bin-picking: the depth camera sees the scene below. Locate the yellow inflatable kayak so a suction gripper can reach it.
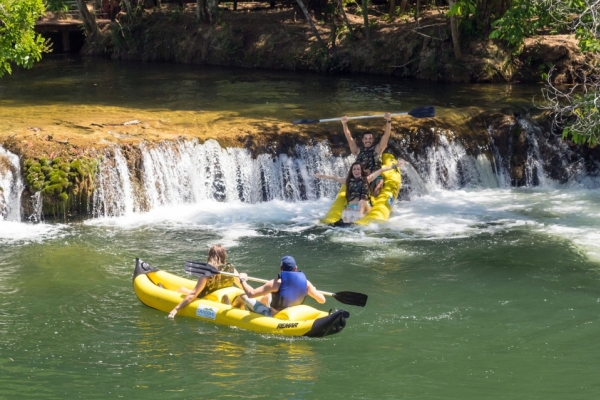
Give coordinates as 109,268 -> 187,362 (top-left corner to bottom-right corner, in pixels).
321,153 -> 402,226
132,259 -> 350,337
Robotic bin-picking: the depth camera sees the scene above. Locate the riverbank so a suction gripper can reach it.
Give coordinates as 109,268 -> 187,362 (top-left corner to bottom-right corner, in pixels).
83,4 -> 593,85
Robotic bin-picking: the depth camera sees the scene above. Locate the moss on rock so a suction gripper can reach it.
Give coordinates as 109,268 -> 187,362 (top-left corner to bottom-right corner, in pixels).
22,156 -> 99,219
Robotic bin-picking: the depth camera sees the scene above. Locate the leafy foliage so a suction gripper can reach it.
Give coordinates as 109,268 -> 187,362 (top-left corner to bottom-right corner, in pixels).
489,0 -> 600,53
45,0 -> 69,13
562,90 -> 600,146
0,0 -> 49,77
541,69 -> 600,146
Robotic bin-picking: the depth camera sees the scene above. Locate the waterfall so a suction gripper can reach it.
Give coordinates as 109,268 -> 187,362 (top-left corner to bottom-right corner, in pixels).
399,130 -> 506,199
487,126 -> 511,188
92,147 -> 138,218
517,118 -> 600,189
91,139 -> 354,217
0,146 -> 23,222
5,116 -> 600,222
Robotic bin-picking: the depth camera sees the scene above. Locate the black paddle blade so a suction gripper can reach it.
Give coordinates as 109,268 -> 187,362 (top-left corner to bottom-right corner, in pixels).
184,261 -> 220,277
408,106 -> 435,119
332,291 -> 368,307
292,119 -> 321,125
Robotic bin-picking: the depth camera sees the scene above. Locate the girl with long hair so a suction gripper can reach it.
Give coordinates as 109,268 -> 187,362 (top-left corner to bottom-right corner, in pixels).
315,161 -> 401,223
168,244 -> 241,319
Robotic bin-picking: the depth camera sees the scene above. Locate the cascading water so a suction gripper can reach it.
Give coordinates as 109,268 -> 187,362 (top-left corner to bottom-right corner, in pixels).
90,122 -> 600,218
398,130 -> 508,200
0,146 -> 23,222
91,139 -> 353,218
2,117 -> 596,222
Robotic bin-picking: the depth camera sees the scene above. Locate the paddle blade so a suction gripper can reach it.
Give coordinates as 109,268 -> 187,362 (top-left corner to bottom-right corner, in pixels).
408,106 -> 435,119
292,119 -> 321,125
184,261 -> 220,277
332,291 -> 368,307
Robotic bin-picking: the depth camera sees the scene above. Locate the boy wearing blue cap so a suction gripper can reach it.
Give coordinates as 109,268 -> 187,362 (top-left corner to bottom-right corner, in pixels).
236,255 -> 325,317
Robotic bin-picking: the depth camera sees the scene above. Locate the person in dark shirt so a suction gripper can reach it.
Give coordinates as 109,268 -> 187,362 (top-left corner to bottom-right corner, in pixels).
315,161 -> 400,223
341,112 -> 405,196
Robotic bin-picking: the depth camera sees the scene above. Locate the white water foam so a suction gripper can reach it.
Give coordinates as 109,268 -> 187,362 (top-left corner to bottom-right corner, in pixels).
0,220 -> 66,244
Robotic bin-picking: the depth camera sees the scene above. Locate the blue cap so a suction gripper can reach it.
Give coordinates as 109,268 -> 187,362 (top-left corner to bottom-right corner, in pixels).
280,255 -> 297,271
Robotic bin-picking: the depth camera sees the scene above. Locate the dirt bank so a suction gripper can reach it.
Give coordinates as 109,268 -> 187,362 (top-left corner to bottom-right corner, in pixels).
83,4 -> 595,84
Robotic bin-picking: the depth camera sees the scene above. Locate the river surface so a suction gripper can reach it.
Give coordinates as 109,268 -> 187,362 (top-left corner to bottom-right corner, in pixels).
1,58 -> 600,399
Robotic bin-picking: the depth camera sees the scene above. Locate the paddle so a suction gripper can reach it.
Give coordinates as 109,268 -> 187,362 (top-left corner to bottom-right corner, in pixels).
292,106 -> 435,125
184,261 -> 368,307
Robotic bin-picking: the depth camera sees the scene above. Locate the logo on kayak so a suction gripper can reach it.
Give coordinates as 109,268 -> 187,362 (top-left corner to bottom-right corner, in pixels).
196,306 -> 218,320
276,322 -> 299,329
387,195 -> 394,206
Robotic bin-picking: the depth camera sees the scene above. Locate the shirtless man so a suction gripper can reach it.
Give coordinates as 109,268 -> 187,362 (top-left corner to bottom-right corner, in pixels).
341,112 -> 396,197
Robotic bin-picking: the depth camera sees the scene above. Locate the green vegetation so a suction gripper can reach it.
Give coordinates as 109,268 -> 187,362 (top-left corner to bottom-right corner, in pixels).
449,0 -> 600,145
24,156 -> 98,217
0,0 -> 48,77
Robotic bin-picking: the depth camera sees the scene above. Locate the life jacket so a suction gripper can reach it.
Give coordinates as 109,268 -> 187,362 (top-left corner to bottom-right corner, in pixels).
271,271 -> 307,310
198,263 -> 235,298
347,176 -> 370,202
356,145 -> 382,173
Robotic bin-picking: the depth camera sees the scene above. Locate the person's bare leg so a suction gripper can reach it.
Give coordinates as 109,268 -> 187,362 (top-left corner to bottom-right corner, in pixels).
232,295 -> 246,309
359,199 -> 371,214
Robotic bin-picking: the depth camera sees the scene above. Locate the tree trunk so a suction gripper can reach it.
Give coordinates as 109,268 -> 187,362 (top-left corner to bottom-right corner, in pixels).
399,0 -> 408,14
414,0 -> 420,26
389,0 -> 396,19
361,0 -> 371,43
207,0 -> 217,24
122,0 -> 132,13
295,0 -> 327,49
336,0 -> 354,37
448,0 -> 461,60
76,0 -> 98,37
197,0 -> 208,21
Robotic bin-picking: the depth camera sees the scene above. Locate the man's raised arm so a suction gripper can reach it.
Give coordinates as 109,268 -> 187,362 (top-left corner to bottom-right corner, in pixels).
341,116 -> 360,156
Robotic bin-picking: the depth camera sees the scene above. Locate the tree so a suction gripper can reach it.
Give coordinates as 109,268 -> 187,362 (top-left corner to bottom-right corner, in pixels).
0,0 -> 48,77
361,0 -> 371,43
75,0 -> 98,36
491,0 -> 600,145
448,0 -> 462,59
295,0 -> 327,49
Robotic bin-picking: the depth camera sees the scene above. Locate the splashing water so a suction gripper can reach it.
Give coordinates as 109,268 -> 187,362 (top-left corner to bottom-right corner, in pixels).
0,146 -> 23,222
91,139 -> 354,218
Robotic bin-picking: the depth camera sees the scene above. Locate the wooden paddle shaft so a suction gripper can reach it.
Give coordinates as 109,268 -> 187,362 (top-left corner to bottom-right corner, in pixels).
218,270 -> 335,297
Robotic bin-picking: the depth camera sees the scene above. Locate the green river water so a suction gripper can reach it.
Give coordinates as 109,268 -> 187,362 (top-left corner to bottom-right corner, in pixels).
1,57 -> 599,399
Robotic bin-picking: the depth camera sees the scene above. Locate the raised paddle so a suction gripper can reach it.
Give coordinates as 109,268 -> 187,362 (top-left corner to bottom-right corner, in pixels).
184,261 -> 368,307
292,106 -> 435,125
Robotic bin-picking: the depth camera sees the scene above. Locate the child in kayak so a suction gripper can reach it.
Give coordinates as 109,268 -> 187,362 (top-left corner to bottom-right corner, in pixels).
168,245 -> 241,319
315,161 -> 402,223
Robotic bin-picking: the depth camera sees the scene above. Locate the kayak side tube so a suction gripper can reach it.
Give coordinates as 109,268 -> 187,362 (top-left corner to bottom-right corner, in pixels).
132,259 -> 349,337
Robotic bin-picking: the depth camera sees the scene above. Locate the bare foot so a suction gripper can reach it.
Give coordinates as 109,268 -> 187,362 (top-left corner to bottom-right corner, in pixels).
221,294 -> 231,305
